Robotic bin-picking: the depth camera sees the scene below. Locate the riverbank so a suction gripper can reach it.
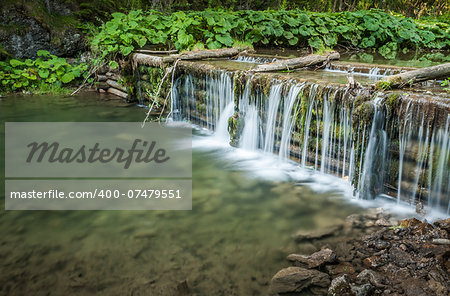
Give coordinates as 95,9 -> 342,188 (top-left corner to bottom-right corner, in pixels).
270,209 -> 450,295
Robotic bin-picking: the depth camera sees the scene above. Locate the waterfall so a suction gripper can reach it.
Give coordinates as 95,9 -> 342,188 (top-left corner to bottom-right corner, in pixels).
279,83 -> 304,160
240,106 -> 259,150
357,97 -> 387,199
263,84 -> 283,154
165,65 -> 450,215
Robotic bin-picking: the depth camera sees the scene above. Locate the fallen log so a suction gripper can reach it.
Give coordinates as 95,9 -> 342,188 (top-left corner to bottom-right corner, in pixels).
106,79 -> 127,92
133,49 -> 178,55
375,62 -> 450,89
250,52 -> 340,72
107,87 -> 128,99
132,48 -> 244,68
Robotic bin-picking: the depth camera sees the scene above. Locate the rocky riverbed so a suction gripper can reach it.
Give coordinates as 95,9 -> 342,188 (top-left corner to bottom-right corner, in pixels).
271,210 -> 450,296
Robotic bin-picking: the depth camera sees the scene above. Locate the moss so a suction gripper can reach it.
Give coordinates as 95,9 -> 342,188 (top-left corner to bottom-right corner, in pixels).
385,92 -> 401,114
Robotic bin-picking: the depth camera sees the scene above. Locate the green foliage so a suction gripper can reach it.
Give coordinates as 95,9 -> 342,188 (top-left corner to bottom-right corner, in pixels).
0,50 -> 88,93
441,78 -> 450,92
91,9 -> 450,60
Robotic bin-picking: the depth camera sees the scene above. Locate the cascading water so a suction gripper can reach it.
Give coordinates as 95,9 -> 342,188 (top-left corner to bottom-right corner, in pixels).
263,84 -> 283,154
278,84 -> 304,160
167,65 -> 450,216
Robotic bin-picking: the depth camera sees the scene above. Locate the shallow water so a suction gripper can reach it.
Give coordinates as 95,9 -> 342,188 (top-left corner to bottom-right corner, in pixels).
0,93 -> 369,295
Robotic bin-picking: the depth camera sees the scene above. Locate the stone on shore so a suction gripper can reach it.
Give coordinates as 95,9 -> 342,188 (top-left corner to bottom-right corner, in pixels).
271,266 -> 330,295
287,248 -> 337,268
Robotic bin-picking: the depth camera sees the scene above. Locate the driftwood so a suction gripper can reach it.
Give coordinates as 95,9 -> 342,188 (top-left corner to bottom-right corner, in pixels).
133,49 -> 178,55
106,79 -> 127,92
107,87 -> 128,99
250,52 -> 340,72
376,62 -> 450,89
132,48 -> 243,68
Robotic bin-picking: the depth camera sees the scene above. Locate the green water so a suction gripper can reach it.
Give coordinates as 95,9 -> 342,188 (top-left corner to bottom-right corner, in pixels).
0,93 -> 365,295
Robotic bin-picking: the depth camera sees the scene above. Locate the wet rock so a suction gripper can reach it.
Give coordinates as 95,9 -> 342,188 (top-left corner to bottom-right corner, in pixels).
374,218 -> 392,227
271,267 -> 330,295
328,275 -> 354,296
292,226 -> 341,242
0,3 -> 85,59
433,218 -> 450,232
287,248 -> 337,268
398,218 -> 422,228
415,202 -> 426,216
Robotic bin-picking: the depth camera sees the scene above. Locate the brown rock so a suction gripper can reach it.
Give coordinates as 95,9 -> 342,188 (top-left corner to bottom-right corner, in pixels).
398,218 -> 422,228
325,262 -> 356,276
271,267 -> 330,294
287,248 -> 337,268
363,255 -> 385,268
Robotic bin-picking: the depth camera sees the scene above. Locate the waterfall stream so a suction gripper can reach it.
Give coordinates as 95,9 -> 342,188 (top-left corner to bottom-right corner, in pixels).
166,66 -> 449,216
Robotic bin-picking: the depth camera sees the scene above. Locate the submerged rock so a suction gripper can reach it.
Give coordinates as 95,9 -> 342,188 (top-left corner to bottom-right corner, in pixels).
287,248 -> 337,268
270,266 -> 330,295
292,226 -> 341,242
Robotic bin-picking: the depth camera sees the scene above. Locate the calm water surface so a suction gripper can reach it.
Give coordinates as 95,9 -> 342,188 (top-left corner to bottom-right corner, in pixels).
0,93 -> 365,295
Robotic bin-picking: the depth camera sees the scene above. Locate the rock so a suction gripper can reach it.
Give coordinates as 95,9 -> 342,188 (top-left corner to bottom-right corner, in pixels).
287,248 -> 337,268
325,262 -> 356,276
292,226 -> 341,242
389,247 -> 414,268
415,202 -> 426,215
431,238 -> 450,245
398,218 -> 422,228
271,267 -> 330,295
0,4 -> 85,59
375,218 -> 392,227
328,275 -> 355,296
351,283 -> 373,296
413,222 -> 435,236
433,218 -> 450,232
362,255 -> 385,268
356,269 -> 385,288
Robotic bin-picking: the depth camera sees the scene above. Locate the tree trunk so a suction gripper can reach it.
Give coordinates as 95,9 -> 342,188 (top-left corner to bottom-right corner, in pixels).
133,49 -> 179,55
106,79 -> 127,92
132,48 -> 243,68
375,62 -> 450,89
107,87 -> 128,99
250,52 -> 340,72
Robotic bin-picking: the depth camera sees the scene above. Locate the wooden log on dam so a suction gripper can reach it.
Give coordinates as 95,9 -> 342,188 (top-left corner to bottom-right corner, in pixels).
249,52 -> 340,72
375,62 -> 450,89
132,48 -> 244,68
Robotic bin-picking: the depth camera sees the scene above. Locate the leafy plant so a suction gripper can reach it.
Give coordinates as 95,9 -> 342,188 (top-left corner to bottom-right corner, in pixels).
91,9 -> 450,61
0,50 -> 89,94
441,78 -> 450,92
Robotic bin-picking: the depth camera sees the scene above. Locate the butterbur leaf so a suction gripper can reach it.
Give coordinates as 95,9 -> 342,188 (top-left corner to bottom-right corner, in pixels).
109,61 -> 119,69
308,36 -> 323,49
61,72 -> 75,83
37,50 -> 50,57
10,59 -> 24,67
120,45 -> 133,56
38,69 -> 49,78
288,36 -> 299,45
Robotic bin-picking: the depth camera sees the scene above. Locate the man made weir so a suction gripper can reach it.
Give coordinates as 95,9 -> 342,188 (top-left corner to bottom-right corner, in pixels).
133,56 -> 450,216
